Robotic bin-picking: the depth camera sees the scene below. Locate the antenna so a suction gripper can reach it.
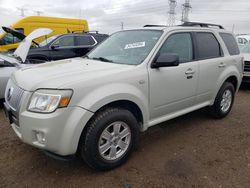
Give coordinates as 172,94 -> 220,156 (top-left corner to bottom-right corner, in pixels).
168,0 -> 177,26
17,7 -> 27,17
181,0 -> 192,23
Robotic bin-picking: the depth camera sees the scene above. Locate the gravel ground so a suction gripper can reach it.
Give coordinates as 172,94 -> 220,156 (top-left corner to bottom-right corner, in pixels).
0,86 -> 250,188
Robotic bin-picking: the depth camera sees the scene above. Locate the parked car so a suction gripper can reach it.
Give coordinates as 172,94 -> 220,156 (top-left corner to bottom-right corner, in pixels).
4,22 -> 243,171
240,43 -> 250,83
26,32 -> 109,62
236,35 -> 250,48
0,28 -> 53,99
0,16 -> 89,52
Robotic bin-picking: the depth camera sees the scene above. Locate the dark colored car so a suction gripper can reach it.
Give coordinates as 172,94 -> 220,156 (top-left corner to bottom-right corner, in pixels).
27,32 -> 109,63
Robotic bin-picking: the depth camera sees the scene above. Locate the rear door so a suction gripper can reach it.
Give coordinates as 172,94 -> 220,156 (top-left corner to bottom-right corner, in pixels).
74,35 -> 97,56
194,32 -> 225,104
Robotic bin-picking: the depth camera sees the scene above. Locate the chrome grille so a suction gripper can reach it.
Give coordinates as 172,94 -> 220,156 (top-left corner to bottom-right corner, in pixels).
5,79 -> 24,112
244,61 -> 250,72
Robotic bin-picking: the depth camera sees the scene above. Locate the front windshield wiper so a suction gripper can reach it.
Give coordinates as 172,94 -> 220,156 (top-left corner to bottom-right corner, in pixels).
92,57 -> 113,62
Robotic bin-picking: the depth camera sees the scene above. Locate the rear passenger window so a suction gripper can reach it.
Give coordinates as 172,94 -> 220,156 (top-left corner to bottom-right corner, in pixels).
220,33 -> 240,56
159,33 -> 193,63
75,36 -> 96,46
196,32 -> 222,60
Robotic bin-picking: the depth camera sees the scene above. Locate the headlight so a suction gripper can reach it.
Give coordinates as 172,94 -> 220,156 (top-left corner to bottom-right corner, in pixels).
28,89 -> 73,113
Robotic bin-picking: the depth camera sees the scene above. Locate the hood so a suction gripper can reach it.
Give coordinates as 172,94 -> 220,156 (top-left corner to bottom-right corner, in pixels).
243,53 -> 250,61
13,58 -> 133,91
13,28 -> 53,62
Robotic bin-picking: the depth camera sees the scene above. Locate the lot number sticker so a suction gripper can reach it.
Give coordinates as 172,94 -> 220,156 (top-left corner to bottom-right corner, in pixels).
125,42 -> 145,49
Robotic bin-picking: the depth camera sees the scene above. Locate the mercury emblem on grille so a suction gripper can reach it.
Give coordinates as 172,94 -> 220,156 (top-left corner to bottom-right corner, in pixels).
7,87 -> 14,101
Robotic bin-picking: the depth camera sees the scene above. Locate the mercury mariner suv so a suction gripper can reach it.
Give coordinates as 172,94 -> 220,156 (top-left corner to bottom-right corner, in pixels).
4,22 -> 243,170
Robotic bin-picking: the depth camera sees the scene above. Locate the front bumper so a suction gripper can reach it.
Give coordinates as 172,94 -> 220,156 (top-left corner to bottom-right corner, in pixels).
6,102 -> 93,156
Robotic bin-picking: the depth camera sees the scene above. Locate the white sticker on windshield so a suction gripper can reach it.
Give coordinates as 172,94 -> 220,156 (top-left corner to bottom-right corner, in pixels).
124,42 -> 145,49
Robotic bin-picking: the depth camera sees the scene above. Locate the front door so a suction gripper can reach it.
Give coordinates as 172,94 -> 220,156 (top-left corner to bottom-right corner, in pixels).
50,35 -> 77,60
149,32 -> 198,120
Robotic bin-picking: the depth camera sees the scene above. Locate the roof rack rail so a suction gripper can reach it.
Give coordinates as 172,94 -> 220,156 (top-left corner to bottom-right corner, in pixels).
143,24 -> 167,28
181,22 -> 224,29
71,30 -> 99,34
84,31 -> 99,34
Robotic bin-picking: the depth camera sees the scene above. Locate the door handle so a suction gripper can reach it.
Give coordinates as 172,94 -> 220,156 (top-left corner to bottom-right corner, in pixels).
218,62 -> 226,68
185,69 -> 195,75
185,68 -> 195,79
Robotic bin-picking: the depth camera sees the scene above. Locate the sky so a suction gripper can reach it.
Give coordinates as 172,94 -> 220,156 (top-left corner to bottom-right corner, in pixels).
0,0 -> 250,34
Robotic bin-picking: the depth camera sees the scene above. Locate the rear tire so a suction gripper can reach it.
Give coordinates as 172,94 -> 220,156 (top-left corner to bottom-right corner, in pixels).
78,107 -> 139,171
209,82 -> 235,119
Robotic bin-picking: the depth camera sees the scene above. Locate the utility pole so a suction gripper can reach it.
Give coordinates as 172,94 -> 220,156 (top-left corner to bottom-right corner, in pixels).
232,24 -> 235,33
181,0 -> 192,23
34,10 -> 43,16
121,22 -> 124,30
17,7 -> 27,17
168,0 -> 177,26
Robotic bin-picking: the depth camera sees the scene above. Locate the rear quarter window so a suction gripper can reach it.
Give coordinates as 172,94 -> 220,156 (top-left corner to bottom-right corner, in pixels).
220,33 -> 240,56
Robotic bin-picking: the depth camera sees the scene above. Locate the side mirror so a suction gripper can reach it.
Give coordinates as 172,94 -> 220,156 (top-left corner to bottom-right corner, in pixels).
151,53 -> 179,68
51,45 -> 59,50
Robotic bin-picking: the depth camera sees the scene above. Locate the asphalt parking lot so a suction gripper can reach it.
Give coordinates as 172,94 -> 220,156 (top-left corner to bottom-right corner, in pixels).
0,86 -> 250,188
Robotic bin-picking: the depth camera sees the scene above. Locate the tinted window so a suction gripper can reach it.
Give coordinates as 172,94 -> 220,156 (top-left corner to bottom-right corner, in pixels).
53,36 -> 75,47
159,33 -> 193,63
75,35 -> 96,46
196,32 -> 221,60
220,33 -> 240,56
94,35 -> 108,43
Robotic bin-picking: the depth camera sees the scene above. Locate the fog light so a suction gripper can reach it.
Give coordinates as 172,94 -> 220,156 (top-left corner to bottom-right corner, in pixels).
35,131 -> 46,144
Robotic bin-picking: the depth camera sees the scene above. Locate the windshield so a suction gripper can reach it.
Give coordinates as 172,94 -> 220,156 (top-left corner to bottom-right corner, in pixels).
241,43 -> 250,53
39,35 -> 58,47
88,30 -> 162,65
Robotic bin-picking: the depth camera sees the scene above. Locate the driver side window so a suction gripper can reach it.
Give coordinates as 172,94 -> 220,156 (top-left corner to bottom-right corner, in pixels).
159,33 -> 193,63
53,36 -> 75,47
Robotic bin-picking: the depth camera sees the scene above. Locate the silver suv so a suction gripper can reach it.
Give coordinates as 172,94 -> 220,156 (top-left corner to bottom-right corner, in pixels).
4,22 -> 243,170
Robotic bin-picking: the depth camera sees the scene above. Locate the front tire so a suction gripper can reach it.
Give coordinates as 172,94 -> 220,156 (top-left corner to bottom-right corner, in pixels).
78,108 -> 139,171
209,82 -> 235,119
